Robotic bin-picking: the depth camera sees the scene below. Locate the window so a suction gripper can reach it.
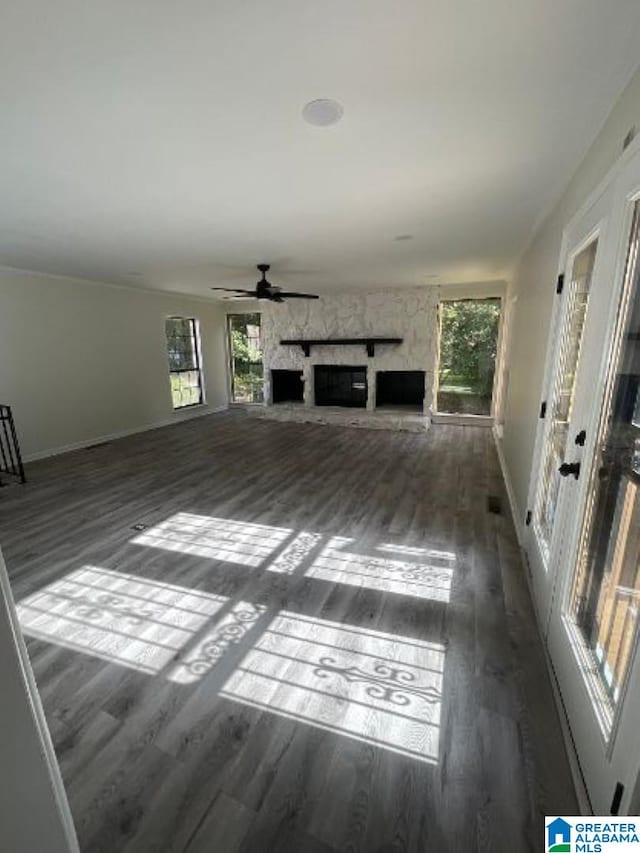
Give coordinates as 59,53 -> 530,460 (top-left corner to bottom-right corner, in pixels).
228,313 -> 264,403
534,240 -> 596,555
165,317 -> 204,409
436,298 -> 501,416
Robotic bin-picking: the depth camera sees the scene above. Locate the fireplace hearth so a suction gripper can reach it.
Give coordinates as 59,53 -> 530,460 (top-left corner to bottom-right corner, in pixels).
314,365 -> 367,408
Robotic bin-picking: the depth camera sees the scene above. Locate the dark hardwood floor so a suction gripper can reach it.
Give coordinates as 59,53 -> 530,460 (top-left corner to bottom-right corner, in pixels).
0,411 -> 577,852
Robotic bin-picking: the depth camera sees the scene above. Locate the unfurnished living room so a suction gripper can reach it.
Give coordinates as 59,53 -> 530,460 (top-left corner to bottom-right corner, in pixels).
2,3 -> 640,852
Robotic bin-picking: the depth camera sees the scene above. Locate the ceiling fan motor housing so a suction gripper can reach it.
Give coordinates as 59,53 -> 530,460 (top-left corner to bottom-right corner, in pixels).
256,263 -> 273,298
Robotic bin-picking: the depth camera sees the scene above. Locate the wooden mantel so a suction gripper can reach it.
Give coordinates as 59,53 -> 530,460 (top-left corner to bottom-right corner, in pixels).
280,337 -> 403,358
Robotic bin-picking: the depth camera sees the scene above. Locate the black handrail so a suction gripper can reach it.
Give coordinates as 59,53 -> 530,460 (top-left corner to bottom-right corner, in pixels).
0,405 -> 26,485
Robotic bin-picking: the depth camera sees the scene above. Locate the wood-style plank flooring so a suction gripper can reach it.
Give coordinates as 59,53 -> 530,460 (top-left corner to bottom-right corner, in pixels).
0,411 -> 577,852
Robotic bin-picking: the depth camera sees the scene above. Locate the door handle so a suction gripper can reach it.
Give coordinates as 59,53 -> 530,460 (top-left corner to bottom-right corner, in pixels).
559,461 -> 581,479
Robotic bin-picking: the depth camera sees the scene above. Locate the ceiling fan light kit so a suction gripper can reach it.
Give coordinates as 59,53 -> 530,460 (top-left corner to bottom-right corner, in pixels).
211,264 -> 320,302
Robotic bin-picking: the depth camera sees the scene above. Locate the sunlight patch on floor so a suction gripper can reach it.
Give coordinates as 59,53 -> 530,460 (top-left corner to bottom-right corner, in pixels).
18,566 -> 228,674
376,543 -> 456,563
305,537 -> 454,602
220,611 -> 444,763
19,561 -> 446,762
130,514 -> 456,604
131,512 -> 292,567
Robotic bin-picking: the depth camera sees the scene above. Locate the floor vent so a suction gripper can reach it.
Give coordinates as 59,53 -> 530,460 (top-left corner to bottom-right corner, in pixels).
487,495 -> 502,514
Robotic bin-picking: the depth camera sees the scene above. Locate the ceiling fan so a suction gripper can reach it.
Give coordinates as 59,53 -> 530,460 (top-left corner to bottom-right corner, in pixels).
210,263 -> 319,302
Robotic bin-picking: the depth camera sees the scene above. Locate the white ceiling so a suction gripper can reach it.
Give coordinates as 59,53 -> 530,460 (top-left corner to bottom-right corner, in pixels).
1,1 -> 639,297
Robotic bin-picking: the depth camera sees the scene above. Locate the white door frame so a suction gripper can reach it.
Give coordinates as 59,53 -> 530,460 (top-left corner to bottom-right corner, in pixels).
0,547 -> 79,852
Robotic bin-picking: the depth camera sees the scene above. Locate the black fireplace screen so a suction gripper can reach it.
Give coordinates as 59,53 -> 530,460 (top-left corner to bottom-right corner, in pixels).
314,366 -> 367,408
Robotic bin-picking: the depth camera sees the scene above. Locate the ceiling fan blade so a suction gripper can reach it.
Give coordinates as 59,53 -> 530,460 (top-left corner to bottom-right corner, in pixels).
210,287 -> 257,295
278,292 -> 320,299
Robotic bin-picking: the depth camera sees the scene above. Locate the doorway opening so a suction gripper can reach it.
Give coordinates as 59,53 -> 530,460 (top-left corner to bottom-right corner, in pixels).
228,313 -> 264,403
436,298 -> 501,416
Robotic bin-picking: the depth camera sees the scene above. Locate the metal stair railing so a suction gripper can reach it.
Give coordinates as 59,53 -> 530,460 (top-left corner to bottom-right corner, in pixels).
0,404 -> 26,485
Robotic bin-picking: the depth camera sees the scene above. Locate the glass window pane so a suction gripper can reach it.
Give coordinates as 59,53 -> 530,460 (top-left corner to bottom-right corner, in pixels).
166,317 -> 198,372
437,298 -> 501,415
534,239 -> 597,557
567,204 -> 640,732
166,318 -> 203,409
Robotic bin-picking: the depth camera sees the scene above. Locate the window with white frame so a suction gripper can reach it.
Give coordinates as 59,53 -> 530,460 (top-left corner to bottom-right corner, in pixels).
165,317 -> 204,409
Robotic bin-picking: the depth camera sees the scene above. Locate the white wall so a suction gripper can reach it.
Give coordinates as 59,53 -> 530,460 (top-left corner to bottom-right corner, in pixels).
0,547 -> 78,853
502,66 -> 640,527
0,268 -> 230,459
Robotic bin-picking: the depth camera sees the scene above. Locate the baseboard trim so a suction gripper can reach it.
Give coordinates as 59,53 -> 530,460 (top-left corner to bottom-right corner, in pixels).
543,642 -> 593,815
23,405 -> 228,463
492,425 -> 524,545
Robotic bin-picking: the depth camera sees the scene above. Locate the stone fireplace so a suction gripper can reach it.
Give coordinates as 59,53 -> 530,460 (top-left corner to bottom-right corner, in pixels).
256,287 -> 439,430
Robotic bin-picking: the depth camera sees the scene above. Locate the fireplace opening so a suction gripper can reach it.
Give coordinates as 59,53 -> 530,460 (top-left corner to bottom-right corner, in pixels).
271,369 -> 304,404
376,370 -> 425,410
314,365 -> 367,408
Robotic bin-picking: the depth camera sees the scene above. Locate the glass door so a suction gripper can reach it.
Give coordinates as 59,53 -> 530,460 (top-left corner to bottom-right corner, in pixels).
534,242 -> 596,553
547,147 -> 640,814
525,189 -> 609,622
228,313 -> 264,403
436,298 -> 501,416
